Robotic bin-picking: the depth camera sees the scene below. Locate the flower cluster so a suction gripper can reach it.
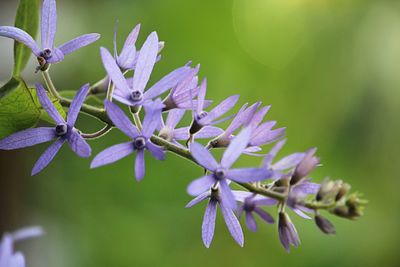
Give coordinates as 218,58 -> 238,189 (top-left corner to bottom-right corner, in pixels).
0,0 -> 366,254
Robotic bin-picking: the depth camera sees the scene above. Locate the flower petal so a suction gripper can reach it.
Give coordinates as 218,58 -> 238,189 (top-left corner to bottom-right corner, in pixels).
135,149 -> 145,181
146,141 -> 165,160
219,179 -> 237,210
254,207 -> 274,224
90,142 -> 134,168
11,226 -> 44,242
187,175 -> 215,196
141,99 -> 164,138
272,152 -> 305,170
245,212 -> 257,232
36,83 -> 64,124
0,127 -> 55,150
41,0 -> 57,48
166,109 -> 185,129
58,33 -> 100,55
144,66 -> 191,100
198,94 -> 239,125
221,128 -> 251,169
100,47 -> 131,95
172,127 -> 189,140
185,191 -> 210,208
31,138 -> 65,175
202,200 -> 217,248
104,100 -> 139,138
196,78 -> 207,115
67,130 -> 91,157
45,47 -> 64,63
225,102 -> 260,136
132,32 -> 159,92
122,24 -> 140,51
66,84 -> 89,126
248,105 -> 270,130
0,26 -> 40,56
194,126 -> 224,139
189,142 -> 218,170
226,168 -> 272,183
220,201 -> 244,247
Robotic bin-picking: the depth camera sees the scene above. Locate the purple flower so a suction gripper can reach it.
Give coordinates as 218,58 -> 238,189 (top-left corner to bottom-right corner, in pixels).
262,139 -> 306,180
290,147 -> 319,185
113,23 -> 163,71
100,32 -> 191,107
0,226 -> 43,267
158,109 -> 223,144
0,0 -> 100,67
286,179 -> 320,219
0,83 -> 91,175
91,100 -> 165,181
233,191 -> 276,231
187,128 -> 273,209
207,102 -> 260,148
186,187 -> 244,248
278,212 -> 300,252
189,78 -> 239,136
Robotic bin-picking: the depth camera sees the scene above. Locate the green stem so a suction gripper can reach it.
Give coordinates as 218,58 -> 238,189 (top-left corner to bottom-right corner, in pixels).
41,70 -> 61,99
81,124 -> 114,140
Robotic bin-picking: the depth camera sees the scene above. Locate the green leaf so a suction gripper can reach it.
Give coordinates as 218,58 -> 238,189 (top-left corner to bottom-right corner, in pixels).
13,0 -> 39,76
30,88 -> 66,124
0,78 -> 41,138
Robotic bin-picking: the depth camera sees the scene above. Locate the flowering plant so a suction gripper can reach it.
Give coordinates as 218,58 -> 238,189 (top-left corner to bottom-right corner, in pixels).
0,0 -> 366,261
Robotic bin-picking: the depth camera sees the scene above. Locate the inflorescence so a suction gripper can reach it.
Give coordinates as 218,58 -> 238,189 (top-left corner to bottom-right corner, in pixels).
0,0 -> 366,260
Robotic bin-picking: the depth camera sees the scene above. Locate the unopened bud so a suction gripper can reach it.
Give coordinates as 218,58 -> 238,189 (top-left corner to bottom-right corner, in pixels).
315,215 -> 336,235
316,177 -> 334,201
332,206 -> 349,218
335,183 -> 351,201
290,148 -> 319,185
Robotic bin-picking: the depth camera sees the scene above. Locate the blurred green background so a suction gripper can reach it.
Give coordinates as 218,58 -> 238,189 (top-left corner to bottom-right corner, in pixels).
1,0 -> 399,266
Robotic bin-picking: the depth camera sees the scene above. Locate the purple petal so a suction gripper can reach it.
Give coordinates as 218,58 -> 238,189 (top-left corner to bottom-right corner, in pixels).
146,141 -> 165,160
253,198 -> 278,206
185,191 -> 210,208
100,47 -> 131,95
122,24 -> 140,51
245,212 -> 257,232
292,208 -> 312,219
0,127 -> 55,150
66,84 -> 89,126
226,168 -> 272,183
254,207 -> 274,224
199,94 -> 239,125
196,78 -> 207,115
141,99 -> 163,138
58,33 -> 100,55
202,200 -> 217,248
135,149 -> 145,181
90,141 -> 134,168
292,181 -> 320,195
36,83 -> 64,124
248,105 -> 270,129
251,127 -> 285,147
187,175 -> 215,196
172,127 -> 189,140
144,66 -> 191,100
66,130 -> 91,157
189,142 -> 218,170
9,252 -> 25,267
0,235 -> 13,261
31,138 -> 65,175
104,101 -> 139,138
219,179 -> 237,210
166,109 -> 185,129
194,126 -> 224,139
232,191 -> 255,202
11,226 -> 43,242
0,26 -> 40,56
225,102 -> 260,136
273,153 -> 305,170
41,0 -> 57,49
173,65 -> 199,95
221,128 -> 251,168
132,32 -> 158,92
220,202 -> 244,247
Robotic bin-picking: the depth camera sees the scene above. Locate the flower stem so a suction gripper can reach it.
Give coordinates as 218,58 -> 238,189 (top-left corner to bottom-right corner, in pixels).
81,125 -> 114,140
41,70 -> 61,99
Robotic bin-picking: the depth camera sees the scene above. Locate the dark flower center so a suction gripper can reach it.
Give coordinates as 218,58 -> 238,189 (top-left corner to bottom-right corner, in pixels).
41,48 -> 52,59
130,90 -> 143,102
196,111 -> 208,121
243,199 -> 255,211
134,136 -> 146,149
55,123 -> 68,136
214,167 -> 226,180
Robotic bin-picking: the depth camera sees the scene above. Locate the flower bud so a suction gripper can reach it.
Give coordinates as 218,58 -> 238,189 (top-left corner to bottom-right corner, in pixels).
315,215 -> 336,235
335,182 -> 351,201
316,177 -> 334,201
290,148 -> 319,185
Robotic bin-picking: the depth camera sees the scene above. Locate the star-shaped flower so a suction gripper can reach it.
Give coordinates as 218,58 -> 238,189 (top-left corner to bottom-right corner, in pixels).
0,83 -> 91,175
0,226 -> 43,267
100,32 -> 191,107
187,128 -> 273,209
91,99 -> 165,181
0,0 -> 100,68
189,78 -> 239,137
186,187 -> 244,248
